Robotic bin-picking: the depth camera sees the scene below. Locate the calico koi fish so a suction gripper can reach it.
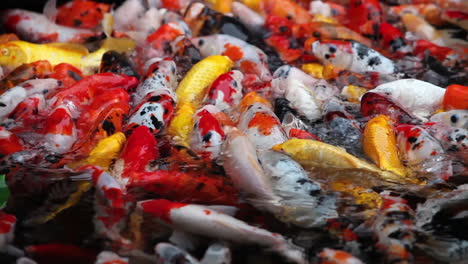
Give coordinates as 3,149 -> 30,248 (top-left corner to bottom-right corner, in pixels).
372,191 -> 416,264
311,39 -> 397,74
272,65 -> 338,122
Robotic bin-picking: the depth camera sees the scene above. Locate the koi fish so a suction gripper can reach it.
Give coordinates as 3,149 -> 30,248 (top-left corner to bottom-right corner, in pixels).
1,9 -> 96,43
0,78 -> 60,121
168,55 -> 233,146
0,38 -> 134,75
237,102 -> 287,150
112,125 -> 159,185
205,70 -> 244,112
364,79 -> 445,121
311,39 -> 397,74
189,106 -> 226,161
415,186 -> 468,262
396,124 -> 452,180
372,191 -> 416,264
430,110 -> 468,129
318,248 -> 364,264
271,65 -> 338,122
137,199 -> 307,264
127,92 -> 176,134
55,0 -> 111,29
222,128 -> 336,227
363,115 -> 408,177
347,0 -> 383,41
0,127 -> 23,156
192,34 -> 272,85
443,84 -> 468,110
272,139 -> 416,184
95,251 -> 129,264
43,106 -> 77,154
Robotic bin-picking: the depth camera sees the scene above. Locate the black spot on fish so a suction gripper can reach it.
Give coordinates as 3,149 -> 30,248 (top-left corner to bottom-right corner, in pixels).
198,39 -> 204,46
367,56 -> 381,67
325,54 -> 330,59
196,182 -> 205,191
289,38 -> 300,49
45,154 -> 62,163
149,95 -> 162,102
447,145 -> 459,152
150,115 -> 163,130
456,134 -> 465,142
411,142 -> 421,150
329,46 -> 336,53
356,43 -> 370,60
232,80 -> 238,87
0,102 -> 6,107
202,131 -> 212,142
389,37 -> 405,52
313,31 -> 321,38
309,189 -> 321,196
102,120 -> 116,135
451,114 -> 458,124
297,179 -> 309,185
68,70 -> 82,81
73,19 -> 82,27
278,26 -> 288,33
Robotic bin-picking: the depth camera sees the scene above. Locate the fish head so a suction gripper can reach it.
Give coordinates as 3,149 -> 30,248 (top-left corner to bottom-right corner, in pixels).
0,42 -> 27,70
311,39 -> 353,66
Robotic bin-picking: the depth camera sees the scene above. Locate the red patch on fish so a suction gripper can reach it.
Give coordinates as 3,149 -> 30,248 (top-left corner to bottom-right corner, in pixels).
248,112 -> 280,135
444,11 -> 468,20
140,199 -> 186,223
222,43 -> 244,61
204,210 -> 211,215
197,110 -> 225,141
4,15 -> 23,31
44,107 -> 74,136
208,72 -> 237,104
288,128 -> 321,141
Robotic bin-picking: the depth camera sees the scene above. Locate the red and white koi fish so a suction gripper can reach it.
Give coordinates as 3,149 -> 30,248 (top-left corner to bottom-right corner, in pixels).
205,70 -> 244,113
43,106 -> 77,154
112,125 -> 160,185
365,79 -> 445,121
0,126 -> 24,156
192,34 -> 272,86
318,248 -> 364,264
237,102 -> 287,150
1,9 -> 96,43
311,39 -> 397,74
95,251 -> 129,264
137,199 -> 307,264
272,65 -> 338,122
0,78 -> 60,121
190,106 -> 226,161
372,191 -> 416,264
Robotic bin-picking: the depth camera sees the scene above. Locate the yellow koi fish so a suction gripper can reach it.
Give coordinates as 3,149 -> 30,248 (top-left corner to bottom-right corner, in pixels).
272,139 -> 416,184
0,38 -> 135,75
169,55 -> 233,146
363,115 -> 408,177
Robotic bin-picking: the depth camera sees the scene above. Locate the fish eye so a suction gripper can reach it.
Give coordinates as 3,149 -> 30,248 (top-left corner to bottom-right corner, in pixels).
1,48 -> 9,56
450,114 -> 458,124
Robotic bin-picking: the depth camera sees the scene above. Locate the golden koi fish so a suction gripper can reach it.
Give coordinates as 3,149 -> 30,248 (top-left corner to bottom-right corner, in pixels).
272,139 -> 416,184
363,115 -> 408,177
0,38 -> 135,75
